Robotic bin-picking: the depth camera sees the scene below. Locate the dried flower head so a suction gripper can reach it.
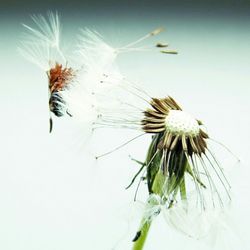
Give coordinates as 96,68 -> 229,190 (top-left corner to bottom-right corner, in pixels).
93,85 -> 233,249
134,97 -> 231,249
96,92 -> 230,202
142,97 -> 208,155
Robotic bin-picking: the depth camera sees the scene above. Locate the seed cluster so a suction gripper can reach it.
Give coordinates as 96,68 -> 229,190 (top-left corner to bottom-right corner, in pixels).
165,110 -> 200,136
48,63 -> 75,93
47,63 -> 75,132
142,96 -> 209,155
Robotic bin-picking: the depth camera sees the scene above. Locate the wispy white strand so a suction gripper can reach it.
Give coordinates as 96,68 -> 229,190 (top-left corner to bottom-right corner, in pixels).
65,27 -> 164,132
92,125 -> 141,131
19,12 -> 67,71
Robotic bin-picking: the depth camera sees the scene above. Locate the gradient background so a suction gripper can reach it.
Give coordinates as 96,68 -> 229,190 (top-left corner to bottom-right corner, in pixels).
1,0 -> 250,249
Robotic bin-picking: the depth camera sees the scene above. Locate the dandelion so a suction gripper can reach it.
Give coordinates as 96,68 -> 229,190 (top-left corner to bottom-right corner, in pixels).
49,21 -> 232,248
18,12 -> 77,132
94,90 -> 233,249
136,97 -> 232,249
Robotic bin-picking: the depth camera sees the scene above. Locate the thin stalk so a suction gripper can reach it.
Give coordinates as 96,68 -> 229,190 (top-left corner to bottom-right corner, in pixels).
179,177 -> 187,200
132,138 -> 189,250
132,222 -> 151,250
132,164 -> 164,250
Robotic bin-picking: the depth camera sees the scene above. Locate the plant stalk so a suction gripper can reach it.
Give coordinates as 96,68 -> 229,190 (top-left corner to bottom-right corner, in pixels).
132,221 -> 151,250
132,159 -> 164,250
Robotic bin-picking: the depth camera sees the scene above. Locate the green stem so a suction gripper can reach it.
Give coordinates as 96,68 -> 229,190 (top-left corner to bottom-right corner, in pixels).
132,169 -> 164,250
132,222 -> 151,250
180,177 -> 187,200
132,141 -> 196,249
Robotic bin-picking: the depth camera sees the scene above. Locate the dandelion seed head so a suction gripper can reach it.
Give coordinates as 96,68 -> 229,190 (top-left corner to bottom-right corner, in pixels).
165,110 -> 200,137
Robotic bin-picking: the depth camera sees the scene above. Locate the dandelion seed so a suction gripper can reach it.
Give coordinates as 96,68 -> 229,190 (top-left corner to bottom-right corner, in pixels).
63,26 -> 176,131
156,42 -> 168,48
160,50 -> 178,54
19,12 -> 77,132
76,26 -> 176,74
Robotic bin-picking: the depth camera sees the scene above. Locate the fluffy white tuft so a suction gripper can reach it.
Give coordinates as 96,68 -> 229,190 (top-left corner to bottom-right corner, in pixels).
65,28 -> 146,128
62,27 -> 160,130
18,11 -> 66,71
77,29 -> 117,70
